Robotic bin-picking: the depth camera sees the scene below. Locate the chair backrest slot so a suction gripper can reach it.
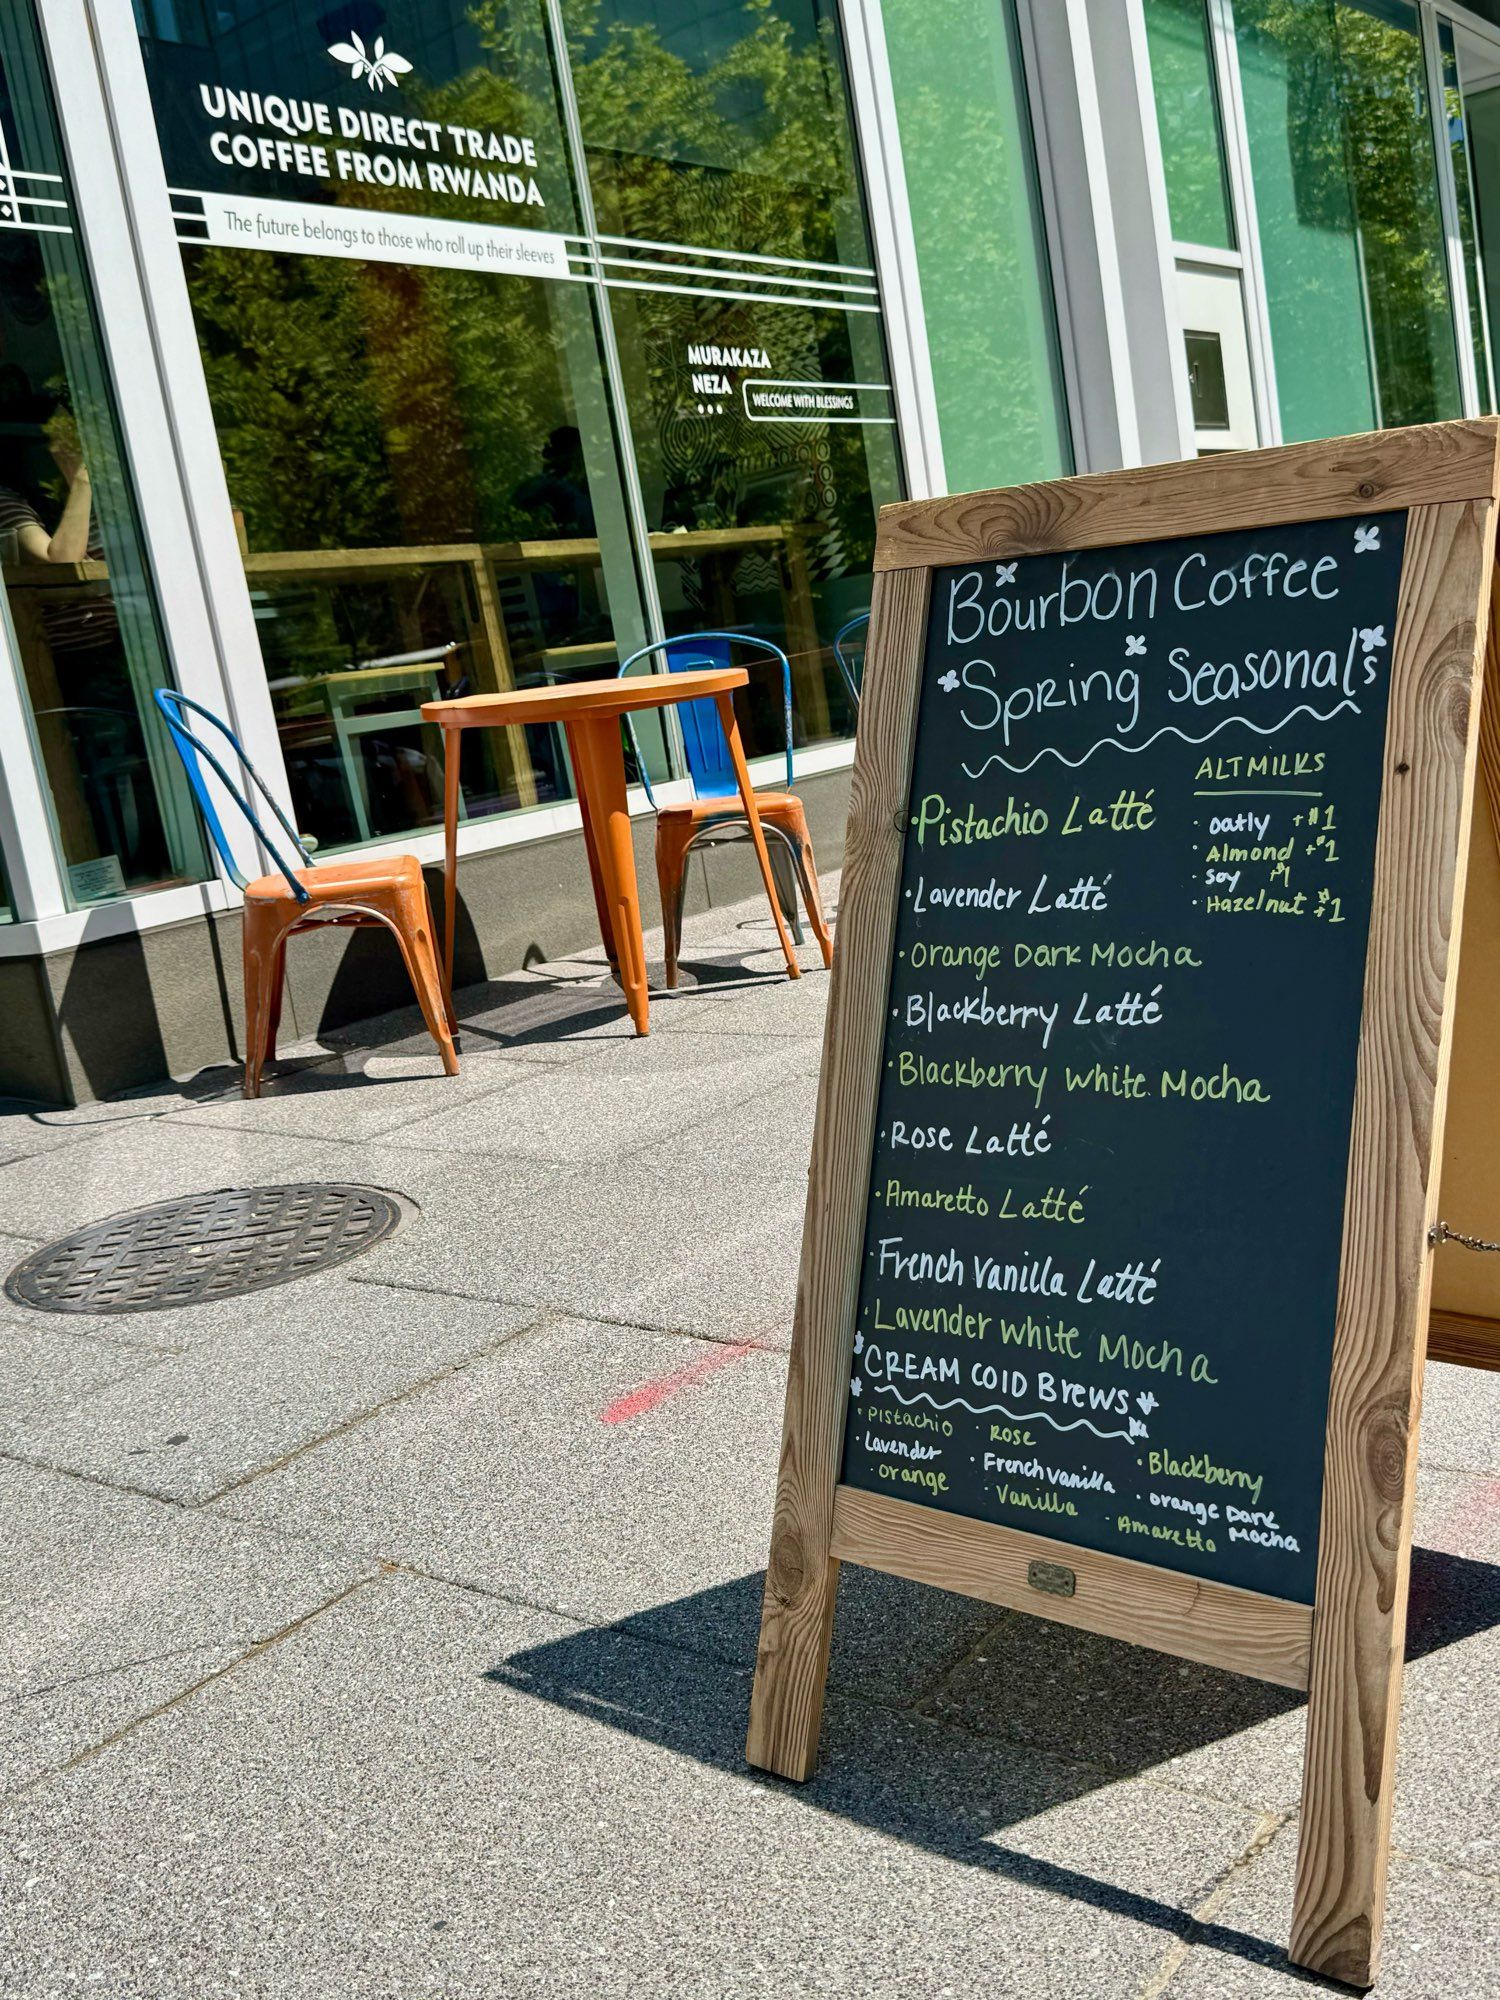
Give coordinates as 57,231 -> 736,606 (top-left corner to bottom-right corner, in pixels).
833,611 -> 869,710
153,689 -> 313,901
616,630 -> 794,806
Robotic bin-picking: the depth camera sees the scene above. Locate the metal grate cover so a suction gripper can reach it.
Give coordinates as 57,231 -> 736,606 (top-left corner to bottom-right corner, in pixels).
4,1184 -> 403,1315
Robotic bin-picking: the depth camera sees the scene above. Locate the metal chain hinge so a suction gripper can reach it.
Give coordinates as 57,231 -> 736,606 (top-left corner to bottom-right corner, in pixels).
1429,1220 -> 1500,1253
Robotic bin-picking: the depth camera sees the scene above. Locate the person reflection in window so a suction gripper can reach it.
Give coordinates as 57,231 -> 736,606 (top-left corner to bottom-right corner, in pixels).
0,416 -> 117,657
513,425 -> 596,537
1,450 -> 91,562
512,426 -> 600,659
0,417 -> 156,878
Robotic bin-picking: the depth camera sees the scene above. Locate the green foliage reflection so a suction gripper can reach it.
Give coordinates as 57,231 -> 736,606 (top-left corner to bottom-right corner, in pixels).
1236,0 -> 1461,437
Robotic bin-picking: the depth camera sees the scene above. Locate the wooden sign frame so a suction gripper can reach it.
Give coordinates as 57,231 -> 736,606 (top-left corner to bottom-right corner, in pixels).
1429,648 -> 1500,1370
746,420 -> 1500,1989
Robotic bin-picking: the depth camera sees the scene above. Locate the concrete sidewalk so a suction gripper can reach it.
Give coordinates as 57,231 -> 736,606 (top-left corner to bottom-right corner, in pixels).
1,882 -> 1496,1998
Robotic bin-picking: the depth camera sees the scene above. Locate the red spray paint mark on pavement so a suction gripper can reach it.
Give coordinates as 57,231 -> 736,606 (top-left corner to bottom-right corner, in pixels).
600,1341 -> 757,1424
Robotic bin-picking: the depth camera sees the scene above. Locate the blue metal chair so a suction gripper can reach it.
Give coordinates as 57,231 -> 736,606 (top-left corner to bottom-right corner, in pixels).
154,689 -> 458,1096
833,611 -> 869,710
617,631 -> 833,987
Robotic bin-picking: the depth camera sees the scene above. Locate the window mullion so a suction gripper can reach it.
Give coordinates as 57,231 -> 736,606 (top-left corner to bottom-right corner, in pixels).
52,0 -> 293,884
1204,0 -> 1283,446
0,614 -> 68,924
1421,1 -> 1485,419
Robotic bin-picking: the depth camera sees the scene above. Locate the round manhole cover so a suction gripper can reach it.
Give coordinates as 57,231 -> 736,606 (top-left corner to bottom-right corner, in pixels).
4,1183 -> 403,1315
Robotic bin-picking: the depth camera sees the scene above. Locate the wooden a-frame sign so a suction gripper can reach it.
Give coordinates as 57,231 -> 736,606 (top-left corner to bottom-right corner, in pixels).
746,420 -> 1500,1989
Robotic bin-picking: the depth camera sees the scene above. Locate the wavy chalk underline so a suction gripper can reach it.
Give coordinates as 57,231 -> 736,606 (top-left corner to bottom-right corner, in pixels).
959,701 -> 1360,780
871,1382 -> 1133,1443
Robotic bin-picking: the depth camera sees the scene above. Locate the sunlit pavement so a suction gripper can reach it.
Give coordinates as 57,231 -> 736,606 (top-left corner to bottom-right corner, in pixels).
1,877 -> 1497,1998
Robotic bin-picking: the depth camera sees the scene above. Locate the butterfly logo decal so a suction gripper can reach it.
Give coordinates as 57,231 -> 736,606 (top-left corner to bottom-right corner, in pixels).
328,33 -> 412,90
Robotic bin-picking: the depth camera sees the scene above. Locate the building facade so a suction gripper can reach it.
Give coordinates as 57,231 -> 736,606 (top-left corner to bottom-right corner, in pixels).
2,0 -> 1498,1100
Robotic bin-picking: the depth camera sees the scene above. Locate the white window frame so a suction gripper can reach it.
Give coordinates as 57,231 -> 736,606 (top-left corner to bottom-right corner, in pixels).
1017,0 -> 1193,469
1158,0 -> 1495,448
838,0 -> 948,497
1424,0 -> 1500,419
0,0 -> 259,942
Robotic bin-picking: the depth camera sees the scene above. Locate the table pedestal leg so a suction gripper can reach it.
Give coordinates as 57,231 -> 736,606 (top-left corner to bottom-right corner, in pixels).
570,716 -> 651,1034
441,726 -> 461,1028
715,694 -> 800,982
565,721 -> 620,982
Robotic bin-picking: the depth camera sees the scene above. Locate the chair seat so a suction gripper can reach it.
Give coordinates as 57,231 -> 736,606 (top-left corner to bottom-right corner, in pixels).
655,791 -> 801,825
244,851 -> 427,904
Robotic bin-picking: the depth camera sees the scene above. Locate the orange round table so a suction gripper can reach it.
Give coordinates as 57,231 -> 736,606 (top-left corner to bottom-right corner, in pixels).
421,670 -> 800,1035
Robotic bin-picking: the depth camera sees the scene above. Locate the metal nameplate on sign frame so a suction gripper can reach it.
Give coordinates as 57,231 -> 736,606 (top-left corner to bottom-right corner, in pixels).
1027,1560 -> 1076,1599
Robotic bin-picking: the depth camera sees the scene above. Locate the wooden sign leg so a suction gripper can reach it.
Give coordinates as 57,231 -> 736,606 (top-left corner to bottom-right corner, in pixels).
745,1473 -> 842,1782
746,566 -> 931,1783
1290,500 -> 1496,1986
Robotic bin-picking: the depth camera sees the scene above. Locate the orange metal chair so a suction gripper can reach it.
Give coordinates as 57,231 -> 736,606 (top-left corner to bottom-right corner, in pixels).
617,632 -> 834,988
155,690 -> 457,1097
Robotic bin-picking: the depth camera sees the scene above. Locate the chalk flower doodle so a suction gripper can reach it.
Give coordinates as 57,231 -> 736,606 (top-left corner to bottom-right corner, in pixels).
1360,624 -> 1387,653
1125,634 -> 1146,657
848,1376 -> 863,1399
1354,524 -> 1381,553
938,669 -> 960,693
328,33 -> 412,89
994,562 -> 1017,587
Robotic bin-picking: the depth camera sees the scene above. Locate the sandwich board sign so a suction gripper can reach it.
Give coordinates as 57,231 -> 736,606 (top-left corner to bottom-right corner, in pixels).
746,421 -> 1500,1988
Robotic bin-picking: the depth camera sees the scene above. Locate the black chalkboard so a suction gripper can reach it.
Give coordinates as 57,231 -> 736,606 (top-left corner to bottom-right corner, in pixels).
840,510 -> 1409,1603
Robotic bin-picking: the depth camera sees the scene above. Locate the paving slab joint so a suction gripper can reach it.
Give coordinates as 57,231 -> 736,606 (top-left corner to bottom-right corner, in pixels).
1387,1843 -> 1500,1890
384,1556 -> 600,1630
16,1639 -> 225,1705
909,1613 -> 1021,1717
201,1310 -> 549,1506
1,1568 -> 388,1805
343,1275 -> 785,1355
1132,1810 -> 1292,2000
0,1444 -> 198,1513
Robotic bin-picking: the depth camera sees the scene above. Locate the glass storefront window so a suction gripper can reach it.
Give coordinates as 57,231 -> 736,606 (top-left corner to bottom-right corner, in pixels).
1233,0 -> 1463,441
563,0 -> 902,758
0,4 -> 208,908
1142,0 -> 1237,251
139,0 -> 649,853
139,0 -> 908,844
879,0 -> 1070,496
